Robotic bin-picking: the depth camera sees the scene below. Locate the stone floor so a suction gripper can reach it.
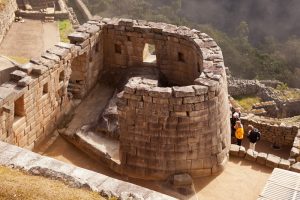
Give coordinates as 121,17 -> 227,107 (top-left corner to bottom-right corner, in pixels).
0,19 -> 59,60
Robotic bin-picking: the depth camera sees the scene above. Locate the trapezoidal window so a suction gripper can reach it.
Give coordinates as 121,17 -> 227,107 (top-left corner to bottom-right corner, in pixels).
43,83 -> 49,95
59,70 -> 65,82
178,52 -> 185,62
14,95 -> 25,122
143,43 -> 157,64
115,44 -> 122,54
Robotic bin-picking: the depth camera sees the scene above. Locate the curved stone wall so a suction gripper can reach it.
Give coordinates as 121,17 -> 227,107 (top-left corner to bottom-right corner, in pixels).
106,19 -> 231,180
0,0 -> 18,44
0,16 -> 230,180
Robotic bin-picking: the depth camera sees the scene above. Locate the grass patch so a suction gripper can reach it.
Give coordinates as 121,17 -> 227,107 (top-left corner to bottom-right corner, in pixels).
0,166 -> 105,200
0,0 -> 7,11
235,95 -> 262,111
274,88 -> 300,100
8,56 -> 29,64
59,20 -> 73,43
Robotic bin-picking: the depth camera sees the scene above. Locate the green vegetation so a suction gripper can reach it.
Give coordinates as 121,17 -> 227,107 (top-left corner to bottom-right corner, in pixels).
236,96 -> 262,111
59,20 -> 73,43
0,0 -> 8,10
8,56 -> 29,64
274,88 -> 300,100
0,166 -> 105,200
83,0 -> 300,88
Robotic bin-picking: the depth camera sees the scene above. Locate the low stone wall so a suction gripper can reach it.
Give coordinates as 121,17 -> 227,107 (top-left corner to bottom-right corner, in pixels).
229,144 -> 300,173
290,129 -> 300,162
16,10 -> 69,20
15,0 -> 69,20
0,141 -> 175,200
0,0 -> 18,44
241,115 -> 299,147
73,0 -> 92,21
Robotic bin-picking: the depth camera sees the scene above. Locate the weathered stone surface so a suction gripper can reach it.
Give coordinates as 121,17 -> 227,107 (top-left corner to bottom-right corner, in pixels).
278,159 -> 290,170
68,32 -> 90,42
173,173 -> 193,186
0,141 -> 175,200
291,162 -> 300,173
149,87 -> 172,98
173,86 -> 195,97
10,70 -> 27,81
238,146 -> 246,158
266,154 -> 281,168
256,152 -> 268,165
229,144 -> 240,156
245,149 -> 258,162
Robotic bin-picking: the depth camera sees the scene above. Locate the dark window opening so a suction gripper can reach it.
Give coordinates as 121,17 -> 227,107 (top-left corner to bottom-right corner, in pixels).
43,83 -> 49,94
95,42 -> 100,52
178,52 -> 185,62
197,62 -> 201,73
14,95 -> 25,118
127,36 -> 131,42
59,71 -> 65,82
115,44 -> 122,54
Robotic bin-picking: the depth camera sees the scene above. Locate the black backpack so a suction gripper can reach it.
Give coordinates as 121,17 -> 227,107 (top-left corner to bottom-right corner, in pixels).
253,129 -> 261,142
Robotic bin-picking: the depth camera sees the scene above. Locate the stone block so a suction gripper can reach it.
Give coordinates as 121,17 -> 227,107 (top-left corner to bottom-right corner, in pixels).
190,169 -> 211,177
278,159 -> 290,170
238,146 -> 246,158
149,87 -> 172,98
245,149 -> 258,162
173,86 -> 195,97
266,154 -> 280,168
229,144 -> 240,156
256,152 -> 268,165
290,147 -> 299,158
291,162 -> 300,173
193,85 -> 208,95
68,32 -> 90,42
183,96 -> 204,104
173,173 -> 193,186
10,70 -> 27,81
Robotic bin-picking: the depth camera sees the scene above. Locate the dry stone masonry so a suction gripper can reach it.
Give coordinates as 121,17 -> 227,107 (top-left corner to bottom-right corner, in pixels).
16,0 -> 69,21
69,17 -> 230,180
0,0 -> 18,44
0,15 -> 231,180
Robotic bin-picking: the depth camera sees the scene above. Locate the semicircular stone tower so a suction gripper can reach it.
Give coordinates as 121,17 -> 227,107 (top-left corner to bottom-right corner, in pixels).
104,19 -> 232,180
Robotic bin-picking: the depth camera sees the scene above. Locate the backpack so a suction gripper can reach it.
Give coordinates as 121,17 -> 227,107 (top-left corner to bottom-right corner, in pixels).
253,128 -> 261,142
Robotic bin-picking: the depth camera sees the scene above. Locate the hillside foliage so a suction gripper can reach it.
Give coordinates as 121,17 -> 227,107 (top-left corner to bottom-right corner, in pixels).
83,0 -> 300,88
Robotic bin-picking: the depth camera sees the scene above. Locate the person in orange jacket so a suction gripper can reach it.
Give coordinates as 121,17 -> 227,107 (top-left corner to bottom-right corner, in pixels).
234,121 -> 244,146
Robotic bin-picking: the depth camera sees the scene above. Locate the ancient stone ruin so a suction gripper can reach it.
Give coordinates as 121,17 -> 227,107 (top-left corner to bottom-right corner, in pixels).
0,16 -> 230,180
16,0 -> 69,21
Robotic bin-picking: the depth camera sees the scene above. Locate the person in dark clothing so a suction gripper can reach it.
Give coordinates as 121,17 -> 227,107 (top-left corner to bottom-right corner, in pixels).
247,125 -> 261,151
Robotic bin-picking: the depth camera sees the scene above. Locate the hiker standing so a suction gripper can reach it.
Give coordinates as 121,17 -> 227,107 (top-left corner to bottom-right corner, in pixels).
234,121 -> 244,146
247,125 -> 261,151
231,110 -> 240,137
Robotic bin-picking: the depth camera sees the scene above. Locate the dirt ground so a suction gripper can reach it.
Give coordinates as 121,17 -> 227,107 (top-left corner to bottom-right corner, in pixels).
35,134 -> 272,200
0,19 -> 60,60
0,166 -> 105,200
